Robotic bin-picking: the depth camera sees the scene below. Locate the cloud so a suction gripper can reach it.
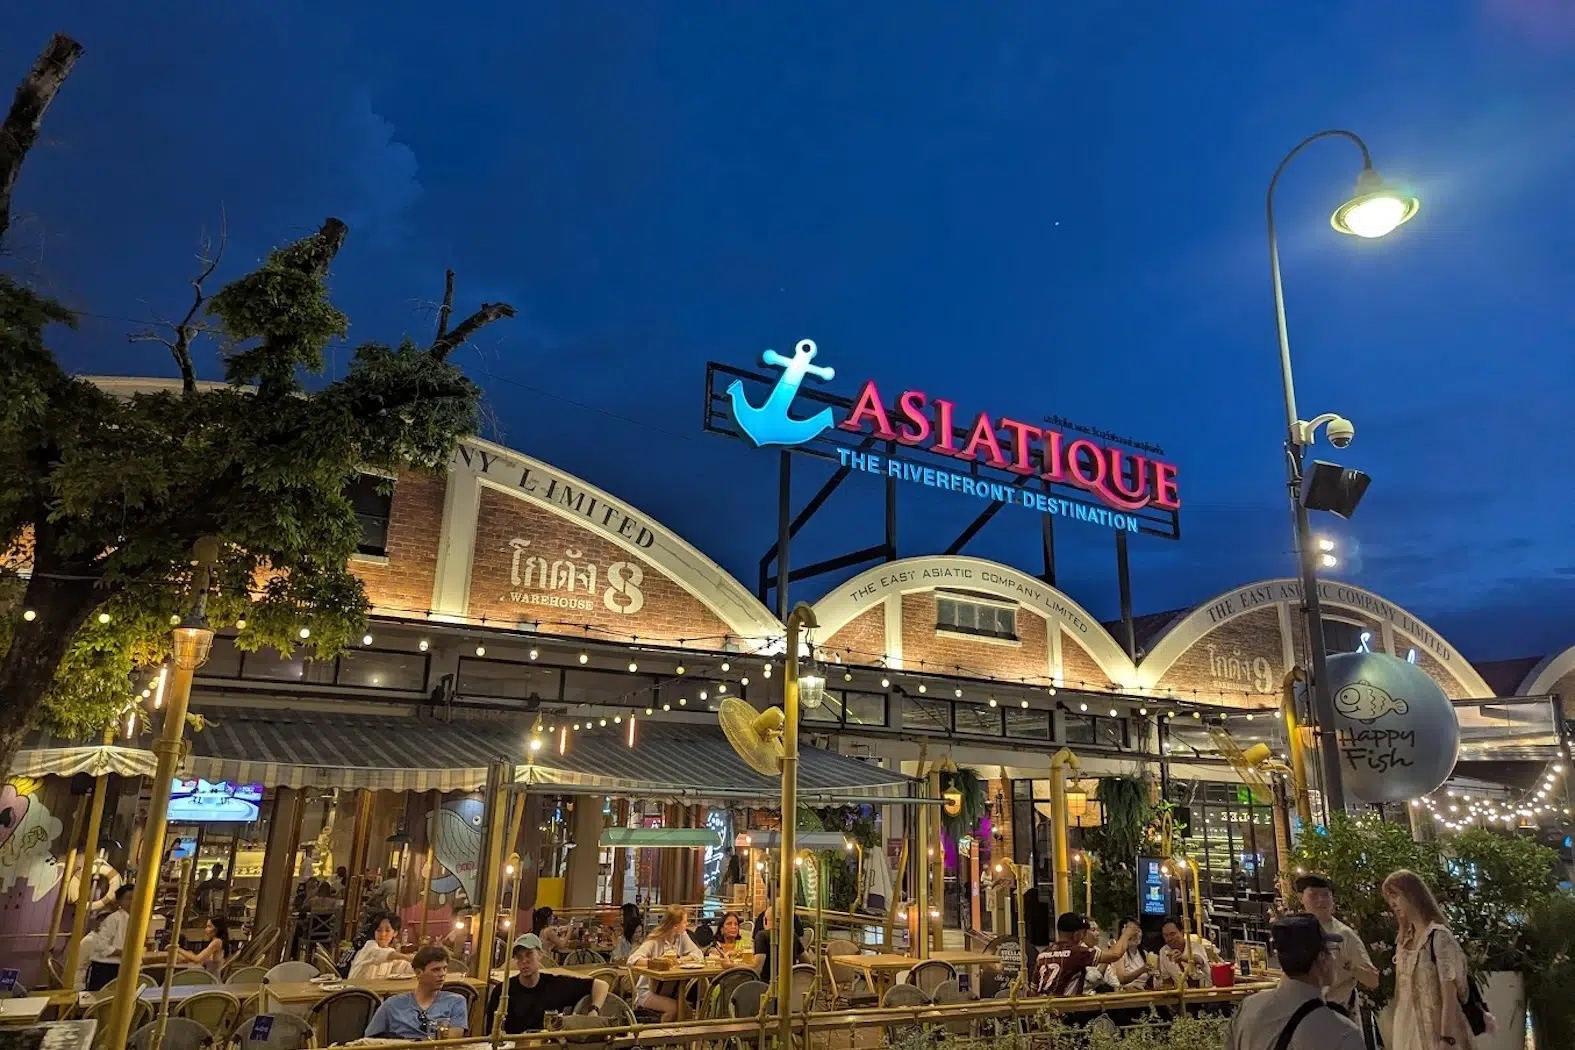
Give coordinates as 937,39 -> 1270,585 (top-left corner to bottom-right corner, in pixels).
337,94 -> 422,248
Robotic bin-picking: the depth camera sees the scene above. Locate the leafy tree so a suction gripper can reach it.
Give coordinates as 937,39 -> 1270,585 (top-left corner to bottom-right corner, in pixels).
0,34 -> 514,777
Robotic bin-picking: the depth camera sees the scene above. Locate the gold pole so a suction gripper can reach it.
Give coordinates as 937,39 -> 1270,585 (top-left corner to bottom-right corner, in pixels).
883,836 -> 907,952
1280,668 -> 1314,827
64,737 -> 113,984
489,851 -> 524,1047
926,764 -> 943,950
1189,859 -> 1204,941
1009,863 -> 1030,997
104,537 -> 219,1050
1048,748 -> 1079,916
913,786 -> 929,960
43,795 -> 88,973
419,789 -> 438,943
343,789 -> 374,940
151,858 -> 194,1050
777,603 -> 815,1050
472,761 -> 510,979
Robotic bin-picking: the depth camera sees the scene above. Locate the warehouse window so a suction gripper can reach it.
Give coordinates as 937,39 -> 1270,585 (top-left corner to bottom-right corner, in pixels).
936,595 -> 1017,641
345,474 -> 393,557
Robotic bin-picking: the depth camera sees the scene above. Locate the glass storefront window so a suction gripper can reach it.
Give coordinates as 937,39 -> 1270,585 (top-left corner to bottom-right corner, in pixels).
241,649 -> 335,685
953,703 -> 1002,736
902,697 -> 951,733
1005,708 -> 1050,740
843,692 -> 887,727
456,658 -> 564,701
337,649 -> 428,691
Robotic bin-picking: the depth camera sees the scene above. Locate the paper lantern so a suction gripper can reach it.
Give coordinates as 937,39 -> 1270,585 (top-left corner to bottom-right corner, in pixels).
1323,651 -> 1459,803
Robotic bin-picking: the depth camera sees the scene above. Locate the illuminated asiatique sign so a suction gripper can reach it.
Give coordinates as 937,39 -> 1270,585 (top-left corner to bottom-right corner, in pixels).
705,340 -> 1182,539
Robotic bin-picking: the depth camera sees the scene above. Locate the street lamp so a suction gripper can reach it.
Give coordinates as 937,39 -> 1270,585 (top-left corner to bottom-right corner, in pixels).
1267,130 -> 1418,817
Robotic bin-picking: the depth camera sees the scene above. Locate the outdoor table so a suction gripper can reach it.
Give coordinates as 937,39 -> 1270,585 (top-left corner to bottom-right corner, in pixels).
0,996 -> 51,1025
628,958 -> 733,1020
827,952 -> 925,996
5,1020 -> 96,1049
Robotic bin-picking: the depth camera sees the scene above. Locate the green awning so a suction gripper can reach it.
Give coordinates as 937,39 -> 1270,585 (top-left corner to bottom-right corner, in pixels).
599,827 -> 722,849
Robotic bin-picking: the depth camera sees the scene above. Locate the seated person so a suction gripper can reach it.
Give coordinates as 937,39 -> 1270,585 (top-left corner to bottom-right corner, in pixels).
1104,917 -> 1154,991
485,933 -> 610,1034
628,905 -> 704,1022
365,945 -> 470,1040
711,912 -> 748,958
751,907 -> 806,983
1029,912 -> 1138,998
1156,917 -> 1213,988
176,916 -> 232,978
532,905 -> 572,954
349,914 -> 415,980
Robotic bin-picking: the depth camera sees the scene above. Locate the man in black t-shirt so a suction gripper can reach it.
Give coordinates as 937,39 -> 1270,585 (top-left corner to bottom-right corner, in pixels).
485,934 -> 610,1034
752,909 -> 807,983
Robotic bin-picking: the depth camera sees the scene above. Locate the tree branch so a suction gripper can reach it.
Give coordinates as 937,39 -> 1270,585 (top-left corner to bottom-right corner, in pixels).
0,34 -> 83,247
435,268 -> 455,341
130,212 -> 227,394
429,302 -> 516,360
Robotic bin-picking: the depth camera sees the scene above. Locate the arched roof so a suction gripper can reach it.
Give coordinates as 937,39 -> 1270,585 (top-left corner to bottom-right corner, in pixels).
1514,645 -> 1575,697
809,554 -> 1137,681
1135,577 -> 1493,697
444,437 -> 783,644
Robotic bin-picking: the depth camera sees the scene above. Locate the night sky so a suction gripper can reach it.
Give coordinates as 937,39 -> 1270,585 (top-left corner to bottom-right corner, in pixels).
7,3 -> 1573,663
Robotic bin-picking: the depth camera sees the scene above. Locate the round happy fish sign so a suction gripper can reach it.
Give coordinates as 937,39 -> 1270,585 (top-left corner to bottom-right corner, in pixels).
1324,651 -> 1459,803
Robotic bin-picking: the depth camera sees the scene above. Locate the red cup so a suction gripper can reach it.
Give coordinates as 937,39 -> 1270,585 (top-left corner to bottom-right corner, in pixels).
1210,963 -> 1236,987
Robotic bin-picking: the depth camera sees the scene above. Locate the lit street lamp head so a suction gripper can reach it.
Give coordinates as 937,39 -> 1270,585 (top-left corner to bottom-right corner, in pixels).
1331,167 -> 1419,238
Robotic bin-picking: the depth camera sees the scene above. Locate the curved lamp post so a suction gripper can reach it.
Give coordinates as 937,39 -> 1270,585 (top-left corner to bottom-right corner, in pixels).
1266,130 -> 1418,817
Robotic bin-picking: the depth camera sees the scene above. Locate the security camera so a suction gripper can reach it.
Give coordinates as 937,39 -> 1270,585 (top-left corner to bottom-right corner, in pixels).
1325,416 -> 1355,449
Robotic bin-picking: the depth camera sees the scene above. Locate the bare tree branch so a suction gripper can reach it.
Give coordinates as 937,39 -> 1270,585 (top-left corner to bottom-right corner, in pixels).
435,268 -> 455,341
130,212 -> 228,394
0,34 -> 83,247
429,301 -> 516,360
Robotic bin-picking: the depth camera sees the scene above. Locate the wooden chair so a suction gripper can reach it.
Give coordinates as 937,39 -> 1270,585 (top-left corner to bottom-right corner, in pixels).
908,959 -> 956,999
170,968 -> 217,987
262,960 -> 318,983
307,986 -> 382,1046
87,997 -> 151,1050
128,1017 -> 212,1050
227,965 -> 271,986
729,979 -> 769,1019
174,989 -> 244,1043
822,941 -> 877,1007
236,1011 -> 315,1049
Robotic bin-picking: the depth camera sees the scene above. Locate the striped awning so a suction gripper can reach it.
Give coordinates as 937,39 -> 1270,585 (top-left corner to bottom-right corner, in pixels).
10,744 -> 157,779
180,708 -> 914,800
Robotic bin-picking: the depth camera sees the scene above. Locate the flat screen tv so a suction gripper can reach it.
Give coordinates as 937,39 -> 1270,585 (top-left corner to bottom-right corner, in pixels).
168,778 -> 264,823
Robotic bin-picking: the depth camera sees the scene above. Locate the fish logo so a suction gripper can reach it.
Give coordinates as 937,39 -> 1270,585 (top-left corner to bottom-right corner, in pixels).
427,798 -> 485,903
1334,680 -> 1410,724
726,340 -> 837,447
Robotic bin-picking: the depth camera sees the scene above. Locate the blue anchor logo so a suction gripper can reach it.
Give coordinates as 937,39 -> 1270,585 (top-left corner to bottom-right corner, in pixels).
727,339 -> 837,447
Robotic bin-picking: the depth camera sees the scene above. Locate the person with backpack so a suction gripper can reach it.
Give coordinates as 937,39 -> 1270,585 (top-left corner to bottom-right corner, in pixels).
1224,915 -> 1364,1050
1383,869 -> 1490,1049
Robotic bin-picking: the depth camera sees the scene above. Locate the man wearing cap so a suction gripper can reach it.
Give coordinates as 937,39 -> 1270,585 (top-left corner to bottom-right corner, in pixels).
1295,873 -> 1377,1016
1225,915 -> 1364,1050
485,933 -> 610,1035
1029,912 -> 1139,998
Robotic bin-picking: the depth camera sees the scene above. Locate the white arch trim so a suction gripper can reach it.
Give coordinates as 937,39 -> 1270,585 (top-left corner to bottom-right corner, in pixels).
428,438 -> 783,645
809,555 -> 1137,682
1135,577 -> 1493,697
1516,645 -> 1575,698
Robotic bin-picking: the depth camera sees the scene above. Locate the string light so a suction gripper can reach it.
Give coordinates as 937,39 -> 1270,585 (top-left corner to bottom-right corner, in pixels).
363,634 -> 374,645
579,652 -> 589,664
1020,700 -> 1029,708
419,639 -> 430,652
880,677 -> 890,688
529,648 -> 538,660
153,667 -> 168,710
235,618 -> 246,630
98,612 -> 111,624
22,610 -> 35,621
475,645 -> 486,657
721,661 -> 730,672
628,662 -> 638,672
676,664 -> 686,675
987,697 -> 997,707
299,627 -> 311,639
741,676 -> 749,686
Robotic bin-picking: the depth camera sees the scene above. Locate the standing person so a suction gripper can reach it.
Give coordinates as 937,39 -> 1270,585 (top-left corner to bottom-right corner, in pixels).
1029,913 -> 1138,997
628,906 -> 703,1022
1156,916 -> 1213,988
1383,869 -> 1483,1050
86,884 -> 134,991
1225,915 -> 1364,1049
1105,917 -> 1153,991
194,863 -> 227,915
176,916 -> 232,977
364,945 -> 470,1040
350,915 -> 415,979
485,934 -> 610,1034
1295,873 -> 1378,1016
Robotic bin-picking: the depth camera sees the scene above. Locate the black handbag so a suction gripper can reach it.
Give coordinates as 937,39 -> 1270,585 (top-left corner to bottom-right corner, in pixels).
1428,930 -> 1488,1036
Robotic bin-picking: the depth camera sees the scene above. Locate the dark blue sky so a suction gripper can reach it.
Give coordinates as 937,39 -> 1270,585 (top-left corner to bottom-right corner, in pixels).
8,2 -> 1574,662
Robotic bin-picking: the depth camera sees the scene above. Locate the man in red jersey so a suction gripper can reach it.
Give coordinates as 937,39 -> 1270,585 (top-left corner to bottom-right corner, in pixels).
1030,912 -> 1139,998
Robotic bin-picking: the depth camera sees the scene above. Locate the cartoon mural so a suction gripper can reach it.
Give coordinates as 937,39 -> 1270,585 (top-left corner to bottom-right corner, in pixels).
0,778 -> 64,903
427,797 -> 484,904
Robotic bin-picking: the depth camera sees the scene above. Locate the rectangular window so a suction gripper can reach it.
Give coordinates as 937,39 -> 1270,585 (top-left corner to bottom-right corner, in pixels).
1322,619 -> 1370,656
1005,708 -> 1051,740
345,474 -> 394,558
336,649 -> 428,691
843,692 -> 887,727
953,703 -> 1003,736
563,668 -> 645,708
902,697 -> 952,734
240,648 -> 335,685
805,690 -> 841,723
200,637 -> 244,679
1064,713 -> 1096,745
935,596 -> 1017,641
456,658 -> 564,702
1065,713 -> 1124,748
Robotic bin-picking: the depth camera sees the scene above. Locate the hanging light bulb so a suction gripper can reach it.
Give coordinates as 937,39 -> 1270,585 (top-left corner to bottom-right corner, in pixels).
721,661 -> 731,672
21,610 -> 35,622
599,718 -> 607,727
741,676 -> 750,686
362,633 -> 374,645
419,639 -> 430,652
662,703 -> 671,712
299,627 -> 311,639
988,697 -> 997,708
699,690 -> 708,701
1020,699 -> 1029,708
475,645 -> 486,657
98,612 -> 111,624
628,661 -> 638,672
678,697 -> 687,706
579,652 -> 589,664
880,677 -> 890,689
955,688 -> 963,698
235,617 -> 247,630
613,715 -> 622,724
1079,703 -> 1088,712
917,683 -> 927,693
645,707 -> 654,715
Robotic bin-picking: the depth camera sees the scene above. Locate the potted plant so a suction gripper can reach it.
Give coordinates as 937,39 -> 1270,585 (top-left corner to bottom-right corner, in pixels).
1523,890 -> 1575,1045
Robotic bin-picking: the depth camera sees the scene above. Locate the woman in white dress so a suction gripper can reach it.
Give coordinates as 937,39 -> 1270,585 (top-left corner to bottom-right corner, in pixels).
627,905 -> 703,1021
1383,869 -> 1480,1050
348,914 -> 415,980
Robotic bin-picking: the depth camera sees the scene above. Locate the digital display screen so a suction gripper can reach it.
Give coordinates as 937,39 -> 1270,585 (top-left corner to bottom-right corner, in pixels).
168,778 -> 264,822
1137,855 -> 1170,916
